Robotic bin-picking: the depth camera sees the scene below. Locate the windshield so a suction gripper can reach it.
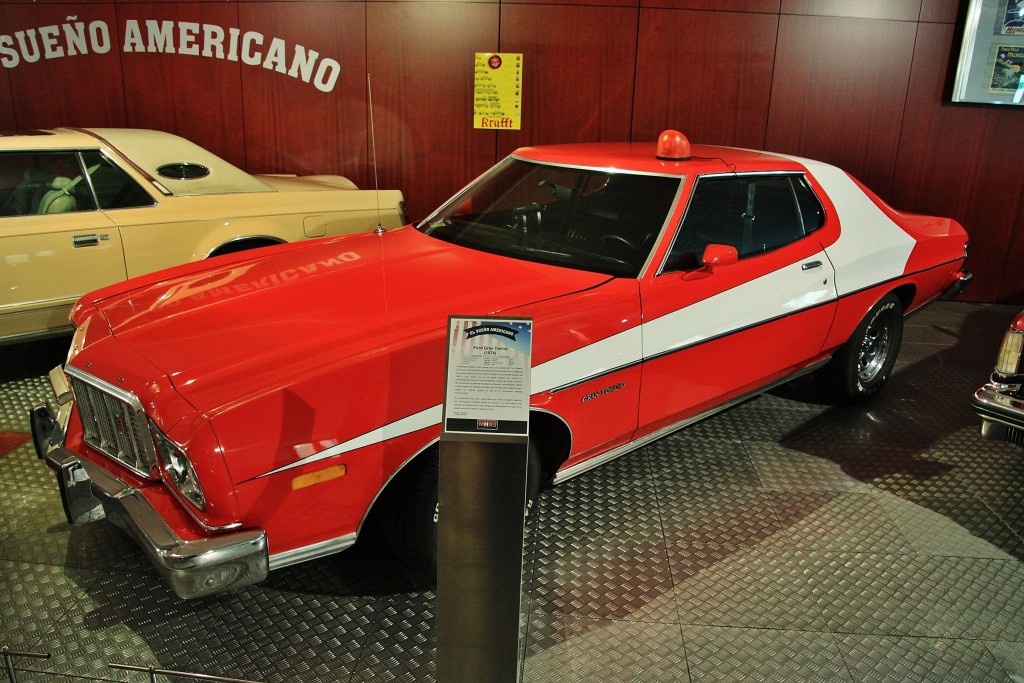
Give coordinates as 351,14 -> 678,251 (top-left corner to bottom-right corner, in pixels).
417,158 -> 682,277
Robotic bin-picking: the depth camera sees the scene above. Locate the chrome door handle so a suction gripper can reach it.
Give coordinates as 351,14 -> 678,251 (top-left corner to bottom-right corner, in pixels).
73,234 -> 100,248
801,260 -> 823,271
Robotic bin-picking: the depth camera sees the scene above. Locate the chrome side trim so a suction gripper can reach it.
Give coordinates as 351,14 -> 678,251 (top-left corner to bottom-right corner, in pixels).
552,359 -> 828,484
268,533 -> 358,571
0,295 -> 79,312
547,359 -> 643,394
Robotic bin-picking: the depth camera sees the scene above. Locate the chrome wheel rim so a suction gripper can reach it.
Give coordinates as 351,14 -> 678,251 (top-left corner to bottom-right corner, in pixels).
857,317 -> 892,383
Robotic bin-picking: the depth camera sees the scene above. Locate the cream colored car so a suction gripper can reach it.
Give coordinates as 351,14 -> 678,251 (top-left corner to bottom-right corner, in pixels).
0,128 -> 407,344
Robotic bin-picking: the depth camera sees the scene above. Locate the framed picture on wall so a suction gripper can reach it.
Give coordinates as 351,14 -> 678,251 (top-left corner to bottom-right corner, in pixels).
951,0 -> 1024,105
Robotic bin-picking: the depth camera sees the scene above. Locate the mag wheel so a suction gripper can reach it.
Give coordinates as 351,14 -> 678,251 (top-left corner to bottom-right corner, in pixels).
815,293 -> 904,404
379,441 -> 540,577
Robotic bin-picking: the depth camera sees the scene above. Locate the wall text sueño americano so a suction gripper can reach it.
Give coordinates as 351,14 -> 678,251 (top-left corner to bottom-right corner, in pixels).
0,18 -> 341,93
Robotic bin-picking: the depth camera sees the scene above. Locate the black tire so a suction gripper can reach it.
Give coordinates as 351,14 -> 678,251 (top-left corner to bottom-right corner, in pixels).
815,293 -> 904,404
378,441 -> 541,576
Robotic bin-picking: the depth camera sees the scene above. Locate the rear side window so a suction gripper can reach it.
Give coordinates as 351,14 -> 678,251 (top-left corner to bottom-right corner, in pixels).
81,150 -> 156,209
664,173 -> 825,271
0,151 -> 97,216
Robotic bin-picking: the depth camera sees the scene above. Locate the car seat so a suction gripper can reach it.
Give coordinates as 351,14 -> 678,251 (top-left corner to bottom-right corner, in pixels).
36,177 -> 78,214
1,169 -> 53,215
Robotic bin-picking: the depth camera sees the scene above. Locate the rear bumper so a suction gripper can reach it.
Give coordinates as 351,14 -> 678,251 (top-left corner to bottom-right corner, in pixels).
939,270 -> 972,301
31,403 -> 269,599
971,383 -> 1024,446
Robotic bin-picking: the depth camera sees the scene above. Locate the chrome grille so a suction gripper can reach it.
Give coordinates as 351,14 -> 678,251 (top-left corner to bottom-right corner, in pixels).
67,367 -> 158,478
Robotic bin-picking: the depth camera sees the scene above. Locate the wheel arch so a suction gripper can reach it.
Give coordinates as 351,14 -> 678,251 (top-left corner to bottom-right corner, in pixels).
890,283 -> 916,314
529,408 -> 572,485
206,235 -> 287,258
824,281 -> 917,354
360,407 -> 571,538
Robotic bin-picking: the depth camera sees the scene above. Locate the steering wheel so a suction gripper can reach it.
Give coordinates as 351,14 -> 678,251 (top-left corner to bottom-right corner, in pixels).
513,204 -> 543,233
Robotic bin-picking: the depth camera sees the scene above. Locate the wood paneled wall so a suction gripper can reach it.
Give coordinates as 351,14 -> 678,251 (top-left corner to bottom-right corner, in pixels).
1,0 -> 1021,301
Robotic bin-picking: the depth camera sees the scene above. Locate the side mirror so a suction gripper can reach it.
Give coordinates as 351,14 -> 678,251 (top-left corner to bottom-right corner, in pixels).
681,244 -> 738,281
702,244 -> 738,267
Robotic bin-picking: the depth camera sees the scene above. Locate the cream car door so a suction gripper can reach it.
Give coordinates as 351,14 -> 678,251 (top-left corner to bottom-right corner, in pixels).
0,150 -> 126,340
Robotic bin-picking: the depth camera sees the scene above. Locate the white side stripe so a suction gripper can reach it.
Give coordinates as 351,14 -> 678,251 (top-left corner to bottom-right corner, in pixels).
643,252 -> 836,357
531,326 -> 643,393
257,405 -> 443,478
778,156 -> 915,295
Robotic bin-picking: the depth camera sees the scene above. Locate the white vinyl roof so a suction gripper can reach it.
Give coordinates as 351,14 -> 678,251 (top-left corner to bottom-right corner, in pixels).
80,128 -> 277,196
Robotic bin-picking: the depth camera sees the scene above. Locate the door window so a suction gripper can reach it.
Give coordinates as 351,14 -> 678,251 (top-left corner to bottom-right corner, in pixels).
0,151 -> 97,216
80,151 -> 156,209
663,174 -> 824,272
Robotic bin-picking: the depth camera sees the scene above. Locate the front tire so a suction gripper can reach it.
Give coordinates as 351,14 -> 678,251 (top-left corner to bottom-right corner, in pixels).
378,441 -> 541,576
815,293 -> 904,404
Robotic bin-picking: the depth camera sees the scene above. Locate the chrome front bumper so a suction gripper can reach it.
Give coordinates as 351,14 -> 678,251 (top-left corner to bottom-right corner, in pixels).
30,403 -> 269,599
971,382 -> 1024,446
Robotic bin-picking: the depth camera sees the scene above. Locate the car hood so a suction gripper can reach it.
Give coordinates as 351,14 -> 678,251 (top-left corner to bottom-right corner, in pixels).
87,226 -> 611,415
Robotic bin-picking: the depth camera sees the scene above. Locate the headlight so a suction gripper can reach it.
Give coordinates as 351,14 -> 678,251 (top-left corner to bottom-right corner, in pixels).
994,328 -> 1024,383
151,422 -> 207,510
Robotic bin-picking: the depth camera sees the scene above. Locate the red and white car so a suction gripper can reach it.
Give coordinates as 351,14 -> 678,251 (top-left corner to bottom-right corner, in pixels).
32,131 -> 970,598
972,310 -> 1024,446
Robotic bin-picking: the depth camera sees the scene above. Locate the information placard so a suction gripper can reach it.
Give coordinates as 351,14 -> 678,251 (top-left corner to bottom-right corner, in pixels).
473,52 -> 523,130
443,316 -> 531,436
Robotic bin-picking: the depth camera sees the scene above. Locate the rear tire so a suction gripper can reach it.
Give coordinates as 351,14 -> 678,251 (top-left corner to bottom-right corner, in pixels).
815,293 -> 904,404
378,441 -> 541,576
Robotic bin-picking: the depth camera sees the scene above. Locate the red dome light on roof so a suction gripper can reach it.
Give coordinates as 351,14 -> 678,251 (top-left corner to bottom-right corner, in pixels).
656,130 -> 691,161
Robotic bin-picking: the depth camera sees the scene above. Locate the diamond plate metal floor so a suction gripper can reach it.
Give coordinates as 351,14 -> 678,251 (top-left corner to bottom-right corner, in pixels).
2,302 -> 1023,682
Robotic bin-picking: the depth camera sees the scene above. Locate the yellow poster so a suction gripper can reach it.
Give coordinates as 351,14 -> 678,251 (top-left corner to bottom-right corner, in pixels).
474,52 -> 522,130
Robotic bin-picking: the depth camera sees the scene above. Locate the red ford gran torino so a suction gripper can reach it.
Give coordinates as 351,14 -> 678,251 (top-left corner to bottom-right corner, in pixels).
31,132 -> 971,598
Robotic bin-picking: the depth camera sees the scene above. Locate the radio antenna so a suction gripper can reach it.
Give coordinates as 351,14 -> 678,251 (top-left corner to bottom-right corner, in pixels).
368,73 -> 384,235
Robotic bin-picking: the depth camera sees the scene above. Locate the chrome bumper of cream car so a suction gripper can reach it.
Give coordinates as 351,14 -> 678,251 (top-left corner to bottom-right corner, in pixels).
972,382 -> 1024,447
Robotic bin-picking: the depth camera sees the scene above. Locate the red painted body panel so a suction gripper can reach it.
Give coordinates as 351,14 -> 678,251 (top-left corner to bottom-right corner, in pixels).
638,307 -> 838,436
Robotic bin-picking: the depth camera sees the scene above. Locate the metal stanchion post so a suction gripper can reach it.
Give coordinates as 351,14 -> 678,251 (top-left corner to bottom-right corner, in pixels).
436,316 -> 532,683
436,436 -> 527,683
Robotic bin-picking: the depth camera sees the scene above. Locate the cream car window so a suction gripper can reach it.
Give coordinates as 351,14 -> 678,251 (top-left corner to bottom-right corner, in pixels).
0,151 -> 97,216
80,151 -> 156,209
